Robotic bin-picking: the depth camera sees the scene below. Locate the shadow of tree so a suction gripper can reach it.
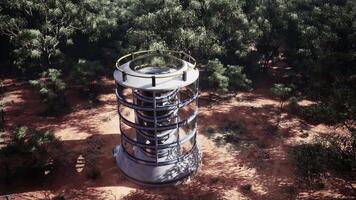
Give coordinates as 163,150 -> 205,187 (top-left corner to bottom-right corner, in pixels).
1,78 -> 117,136
122,173 -> 234,200
2,187 -> 118,200
294,103 -> 341,126
0,133 -> 130,197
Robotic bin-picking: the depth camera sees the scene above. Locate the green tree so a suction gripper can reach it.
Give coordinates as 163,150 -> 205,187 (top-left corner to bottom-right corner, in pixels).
206,59 -> 252,92
271,83 -> 292,127
0,126 -> 62,182
0,0 -> 119,76
119,0 -> 260,65
226,65 -> 252,90
206,59 -> 228,92
30,68 -> 67,114
71,59 -> 104,100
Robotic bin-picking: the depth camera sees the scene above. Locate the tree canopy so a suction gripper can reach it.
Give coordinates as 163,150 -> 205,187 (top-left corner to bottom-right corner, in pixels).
0,0 -> 355,106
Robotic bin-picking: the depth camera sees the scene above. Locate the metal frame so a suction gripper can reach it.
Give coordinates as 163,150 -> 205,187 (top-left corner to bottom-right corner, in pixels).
115,50 -> 197,88
113,50 -> 201,185
116,84 -> 198,166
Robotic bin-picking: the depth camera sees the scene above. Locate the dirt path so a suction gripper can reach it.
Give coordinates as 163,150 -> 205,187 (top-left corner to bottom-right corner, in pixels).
0,78 -> 354,200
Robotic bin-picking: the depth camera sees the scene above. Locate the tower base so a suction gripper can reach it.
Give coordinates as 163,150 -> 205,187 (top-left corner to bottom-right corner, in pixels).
113,145 -> 201,186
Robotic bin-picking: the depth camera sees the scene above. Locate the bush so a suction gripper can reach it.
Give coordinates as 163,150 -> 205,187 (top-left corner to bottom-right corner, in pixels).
71,59 -> 104,100
320,132 -> 356,173
71,59 -> 103,86
271,84 -> 293,127
226,65 -> 252,91
271,84 -> 293,102
287,96 -> 300,114
289,138 -> 355,183
206,59 -> 252,92
206,59 -> 229,92
300,103 -> 337,124
0,126 -> 62,183
289,143 -> 329,182
213,121 -> 246,146
30,68 -> 67,114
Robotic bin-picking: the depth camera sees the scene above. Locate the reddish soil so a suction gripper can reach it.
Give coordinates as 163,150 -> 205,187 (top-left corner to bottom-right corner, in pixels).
0,77 -> 355,200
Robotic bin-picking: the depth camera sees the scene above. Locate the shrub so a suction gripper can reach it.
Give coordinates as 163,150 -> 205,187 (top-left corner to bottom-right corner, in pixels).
271,84 -> 293,127
213,121 -> 246,146
0,126 -> 62,183
320,132 -> 356,173
71,59 -> 104,100
300,103 -> 337,124
289,143 -> 329,182
71,59 -> 103,86
206,59 -> 229,92
271,84 -> 293,102
289,137 -> 355,183
226,65 -> 252,91
206,59 -> 252,92
29,68 -> 67,114
287,96 -> 300,114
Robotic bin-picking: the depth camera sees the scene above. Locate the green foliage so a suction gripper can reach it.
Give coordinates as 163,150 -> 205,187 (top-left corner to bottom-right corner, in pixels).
211,121 -> 246,147
300,86 -> 356,126
226,65 -> 252,90
290,138 -> 355,183
149,41 -> 168,51
11,29 -> 44,75
0,126 -> 62,182
0,0 -> 354,91
271,84 -> 292,101
71,59 -> 103,86
206,59 -> 252,92
251,0 -> 356,90
289,143 -> 330,182
271,84 -> 293,127
0,0 -> 119,76
206,59 -> 229,92
71,59 -> 104,100
0,0 -> 355,127
121,0 -> 259,65
292,85 -> 356,180
301,103 -> 337,124
30,68 -> 67,114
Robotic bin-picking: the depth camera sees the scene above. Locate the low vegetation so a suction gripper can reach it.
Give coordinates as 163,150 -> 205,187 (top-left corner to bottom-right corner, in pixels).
29,69 -> 67,114
0,126 -> 62,183
271,84 -> 293,127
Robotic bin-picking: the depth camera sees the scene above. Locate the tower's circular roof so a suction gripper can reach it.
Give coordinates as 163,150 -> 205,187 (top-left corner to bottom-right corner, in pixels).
114,50 -> 199,91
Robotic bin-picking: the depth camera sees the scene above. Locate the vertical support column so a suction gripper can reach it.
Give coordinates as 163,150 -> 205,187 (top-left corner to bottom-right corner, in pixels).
153,91 -> 158,165
152,76 -> 156,87
122,71 -> 127,81
176,89 -> 181,162
194,78 -> 199,143
196,77 -> 199,108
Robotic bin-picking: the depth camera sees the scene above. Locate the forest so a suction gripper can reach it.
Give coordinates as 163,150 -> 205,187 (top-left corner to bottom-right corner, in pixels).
0,0 -> 355,199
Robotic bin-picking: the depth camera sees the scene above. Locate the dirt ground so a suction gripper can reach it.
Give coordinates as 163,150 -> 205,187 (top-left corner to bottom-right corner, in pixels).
0,77 -> 355,200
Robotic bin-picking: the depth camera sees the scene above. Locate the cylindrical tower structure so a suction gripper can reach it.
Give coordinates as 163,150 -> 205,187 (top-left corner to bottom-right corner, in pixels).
113,50 -> 201,186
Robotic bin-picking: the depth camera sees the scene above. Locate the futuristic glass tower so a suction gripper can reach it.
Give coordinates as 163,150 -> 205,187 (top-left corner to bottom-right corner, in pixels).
113,50 -> 201,185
